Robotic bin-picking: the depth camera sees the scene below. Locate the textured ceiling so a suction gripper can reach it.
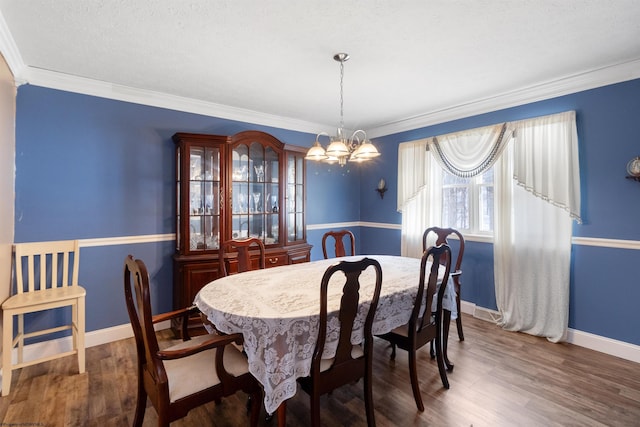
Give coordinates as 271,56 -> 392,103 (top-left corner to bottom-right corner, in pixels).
1,1 -> 640,136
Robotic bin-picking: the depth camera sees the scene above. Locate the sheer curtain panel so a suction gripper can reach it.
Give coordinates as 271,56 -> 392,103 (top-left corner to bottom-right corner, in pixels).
494,111 -> 580,342
397,140 -> 442,258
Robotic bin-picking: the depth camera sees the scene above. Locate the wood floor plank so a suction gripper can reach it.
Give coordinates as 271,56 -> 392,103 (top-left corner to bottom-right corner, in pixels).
1,314 -> 639,426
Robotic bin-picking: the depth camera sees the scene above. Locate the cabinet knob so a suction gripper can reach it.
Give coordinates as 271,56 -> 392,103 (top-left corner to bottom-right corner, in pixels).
269,257 -> 279,264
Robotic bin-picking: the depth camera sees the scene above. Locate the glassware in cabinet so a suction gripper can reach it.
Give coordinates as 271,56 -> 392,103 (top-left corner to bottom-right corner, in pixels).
286,150 -> 306,243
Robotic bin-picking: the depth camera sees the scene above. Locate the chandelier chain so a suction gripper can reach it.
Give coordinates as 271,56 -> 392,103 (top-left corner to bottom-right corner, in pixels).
339,59 -> 344,132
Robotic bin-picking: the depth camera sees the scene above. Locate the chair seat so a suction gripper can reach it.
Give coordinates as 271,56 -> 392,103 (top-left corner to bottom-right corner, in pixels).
2,286 -> 86,310
164,334 -> 251,403
319,344 -> 364,372
389,316 -> 436,338
389,324 -> 409,338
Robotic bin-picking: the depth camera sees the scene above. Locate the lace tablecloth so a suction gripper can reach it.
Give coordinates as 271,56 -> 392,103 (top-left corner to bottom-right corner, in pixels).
194,255 -> 457,414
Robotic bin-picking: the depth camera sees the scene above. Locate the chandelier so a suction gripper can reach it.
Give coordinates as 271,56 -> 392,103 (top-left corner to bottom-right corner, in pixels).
305,53 -> 380,166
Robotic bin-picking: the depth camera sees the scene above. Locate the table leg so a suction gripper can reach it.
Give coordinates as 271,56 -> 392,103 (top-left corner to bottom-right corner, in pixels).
277,401 -> 287,427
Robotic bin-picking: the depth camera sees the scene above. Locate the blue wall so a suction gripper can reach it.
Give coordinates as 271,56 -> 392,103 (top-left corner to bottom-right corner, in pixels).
13,85 -> 358,332
13,78 -> 640,347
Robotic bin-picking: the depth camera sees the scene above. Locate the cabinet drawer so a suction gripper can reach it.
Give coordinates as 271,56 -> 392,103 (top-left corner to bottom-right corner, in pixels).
265,253 -> 287,267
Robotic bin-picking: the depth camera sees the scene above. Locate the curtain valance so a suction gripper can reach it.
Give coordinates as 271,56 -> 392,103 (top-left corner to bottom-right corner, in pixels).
429,122 -> 514,178
397,111 -> 581,223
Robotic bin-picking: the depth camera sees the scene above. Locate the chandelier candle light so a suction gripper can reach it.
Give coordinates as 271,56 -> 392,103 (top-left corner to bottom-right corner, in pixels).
305,53 -> 381,166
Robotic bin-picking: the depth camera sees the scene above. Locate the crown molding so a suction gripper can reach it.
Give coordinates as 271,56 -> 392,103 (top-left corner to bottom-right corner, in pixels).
0,10 -> 26,84
20,66 -> 331,135
367,58 -> 640,138
24,57 -> 640,139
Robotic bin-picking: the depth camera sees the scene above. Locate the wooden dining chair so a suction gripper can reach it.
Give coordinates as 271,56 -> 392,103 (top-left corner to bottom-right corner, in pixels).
376,244 -> 452,412
2,240 -> 86,396
218,237 -> 266,277
321,229 -> 355,258
124,255 -> 263,427
213,237 -> 267,335
423,227 -> 465,341
296,257 -> 382,427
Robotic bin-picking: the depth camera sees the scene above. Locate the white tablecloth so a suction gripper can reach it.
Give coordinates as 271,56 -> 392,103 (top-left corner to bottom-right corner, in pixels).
194,255 -> 457,414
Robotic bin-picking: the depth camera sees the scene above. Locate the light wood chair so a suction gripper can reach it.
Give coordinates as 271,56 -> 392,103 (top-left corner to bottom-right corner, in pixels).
321,229 -> 355,259
376,244 -> 453,412
296,257 -> 382,427
423,227 -> 466,341
2,240 -> 86,396
124,255 -> 262,427
218,237 -> 266,277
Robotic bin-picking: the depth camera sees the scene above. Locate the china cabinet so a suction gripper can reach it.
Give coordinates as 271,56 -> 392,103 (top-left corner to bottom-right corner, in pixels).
172,131 -> 311,334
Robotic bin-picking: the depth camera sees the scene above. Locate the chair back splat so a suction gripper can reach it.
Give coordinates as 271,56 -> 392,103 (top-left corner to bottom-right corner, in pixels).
321,229 -> 355,259
218,237 -> 266,277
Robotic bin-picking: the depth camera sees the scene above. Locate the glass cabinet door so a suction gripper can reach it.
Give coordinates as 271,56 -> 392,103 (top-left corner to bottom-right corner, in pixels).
231,142 -> 279,245
286,151 -> 305,243
188,146 -> 221,250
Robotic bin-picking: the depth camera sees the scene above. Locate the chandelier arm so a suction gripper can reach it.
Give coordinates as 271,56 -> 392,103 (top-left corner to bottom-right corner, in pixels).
347,129 -> 367,151
315,131 -> 331,144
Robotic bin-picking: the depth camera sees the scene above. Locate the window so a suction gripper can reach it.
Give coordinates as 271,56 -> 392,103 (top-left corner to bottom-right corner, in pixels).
441,167 -> 493,234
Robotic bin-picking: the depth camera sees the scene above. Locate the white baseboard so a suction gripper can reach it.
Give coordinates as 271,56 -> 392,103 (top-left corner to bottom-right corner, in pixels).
462,301 -> 640,364
1,320 -> 170,369
471,304 -> 501,322
566,328 -> 640,364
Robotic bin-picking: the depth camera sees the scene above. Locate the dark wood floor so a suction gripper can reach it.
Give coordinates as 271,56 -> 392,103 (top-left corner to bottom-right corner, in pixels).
1,314 -> 638,426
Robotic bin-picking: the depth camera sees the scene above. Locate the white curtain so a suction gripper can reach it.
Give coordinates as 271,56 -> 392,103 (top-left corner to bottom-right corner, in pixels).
398,111 -> 581,342
397,139 -> 441,258
398,123 -> 512,257
495,111 -> 580,342
513,111 -> 582,222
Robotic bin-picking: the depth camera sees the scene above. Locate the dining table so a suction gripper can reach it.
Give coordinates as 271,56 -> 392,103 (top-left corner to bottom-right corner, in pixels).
194,254 -> 457,416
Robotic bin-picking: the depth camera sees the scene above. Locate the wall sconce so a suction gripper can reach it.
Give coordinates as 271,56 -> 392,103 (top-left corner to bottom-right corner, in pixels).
626,156 -> 640,182
376,178 -> 388,199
